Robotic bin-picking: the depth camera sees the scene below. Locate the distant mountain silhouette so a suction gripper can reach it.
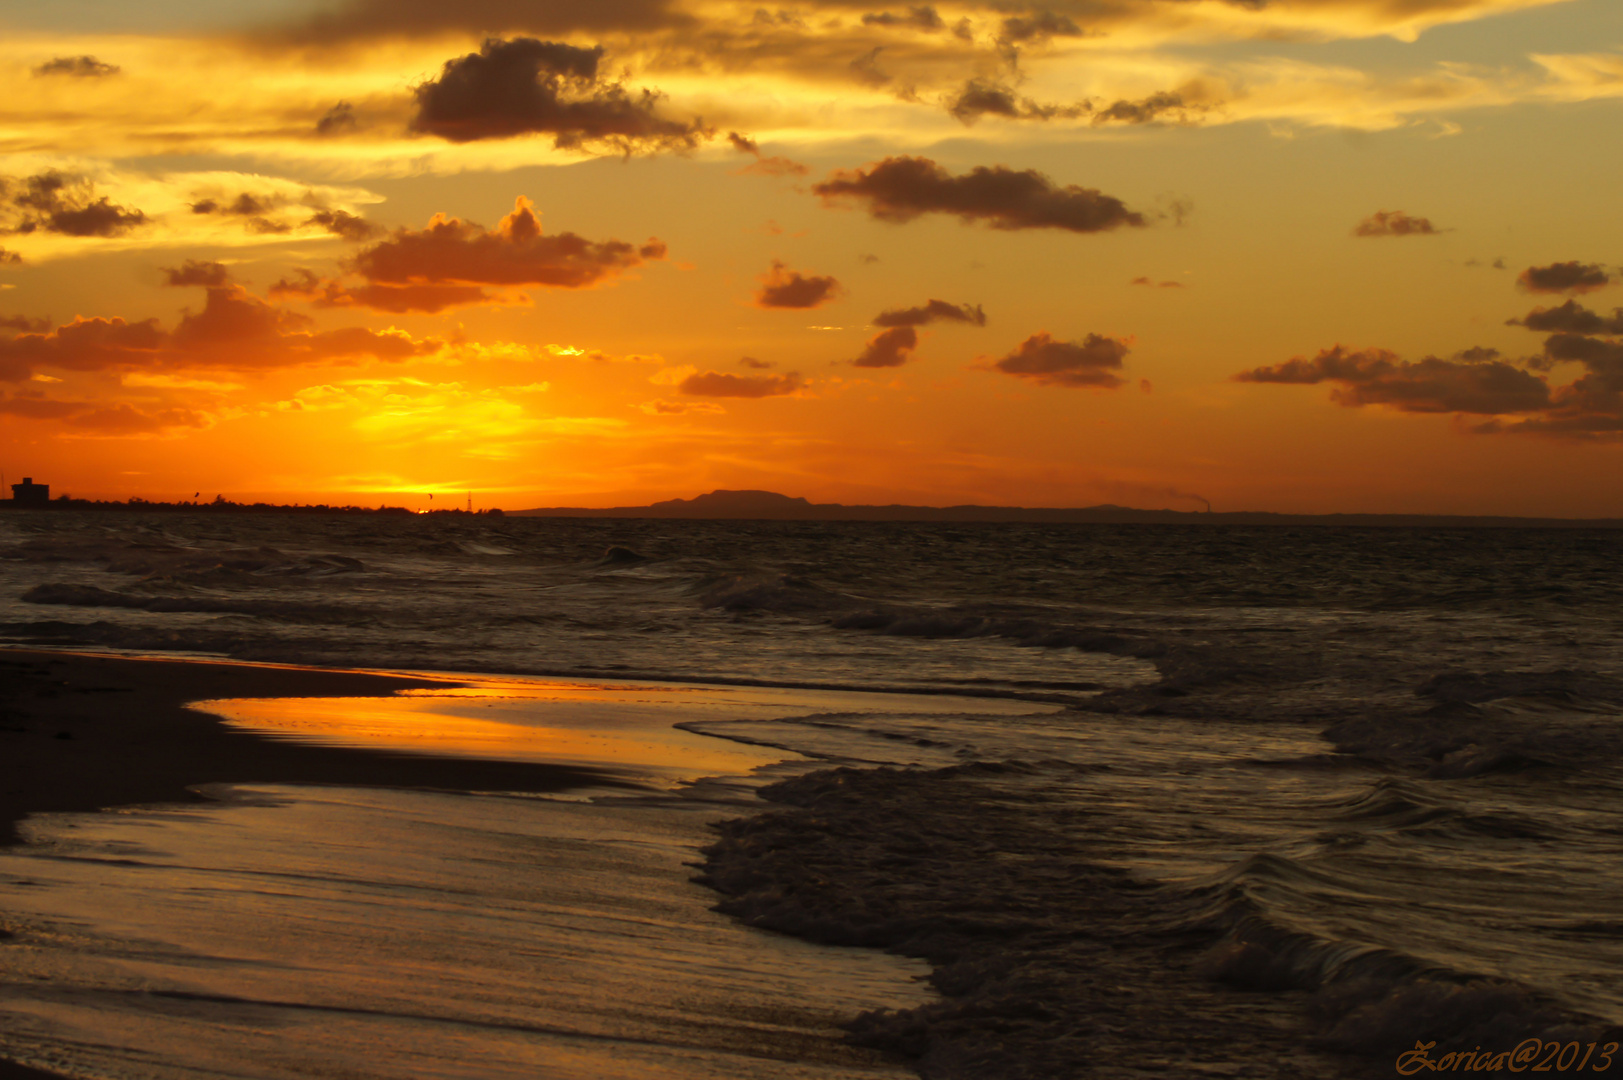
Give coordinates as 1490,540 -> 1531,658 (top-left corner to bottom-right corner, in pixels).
511,490 -> 1623,528
649,490 -> 814,515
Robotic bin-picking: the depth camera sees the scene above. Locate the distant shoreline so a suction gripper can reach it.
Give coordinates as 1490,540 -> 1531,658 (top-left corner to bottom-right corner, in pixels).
0,499 -> 493,517
2,489 -> 1619,528
509,489 -> 1623,529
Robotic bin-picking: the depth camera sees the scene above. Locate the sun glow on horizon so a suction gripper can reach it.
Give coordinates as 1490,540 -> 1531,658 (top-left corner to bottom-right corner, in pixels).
0,0 -> 1619,516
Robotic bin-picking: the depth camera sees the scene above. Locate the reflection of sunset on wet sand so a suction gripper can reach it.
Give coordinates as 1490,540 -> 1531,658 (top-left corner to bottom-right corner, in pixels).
201,676 -> 1059,780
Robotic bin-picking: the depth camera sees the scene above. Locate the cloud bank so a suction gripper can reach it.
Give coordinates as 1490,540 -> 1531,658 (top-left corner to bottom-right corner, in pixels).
0,266 -> 439,382
272,197 -> 665,313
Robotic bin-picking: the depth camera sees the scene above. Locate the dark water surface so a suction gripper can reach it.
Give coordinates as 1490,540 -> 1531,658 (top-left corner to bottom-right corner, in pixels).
2,512 -> 1621,1075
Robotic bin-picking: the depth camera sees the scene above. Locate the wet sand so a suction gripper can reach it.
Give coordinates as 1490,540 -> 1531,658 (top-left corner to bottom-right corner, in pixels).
0,649 -> 650,1080
0,650 -> 933,1080
0,648 -> 643,851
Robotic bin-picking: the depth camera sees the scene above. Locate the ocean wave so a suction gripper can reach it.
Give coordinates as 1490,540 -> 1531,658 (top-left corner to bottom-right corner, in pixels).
20,583 -> 372,624
695,572 -> 858,613
701,761 -> 1622,1075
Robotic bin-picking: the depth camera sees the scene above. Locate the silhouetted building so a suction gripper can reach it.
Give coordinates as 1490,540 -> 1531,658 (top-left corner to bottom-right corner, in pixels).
10,477 -> 48,506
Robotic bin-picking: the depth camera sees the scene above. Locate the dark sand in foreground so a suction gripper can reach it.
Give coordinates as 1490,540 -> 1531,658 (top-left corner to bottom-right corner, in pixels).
0,648 -> 643,1080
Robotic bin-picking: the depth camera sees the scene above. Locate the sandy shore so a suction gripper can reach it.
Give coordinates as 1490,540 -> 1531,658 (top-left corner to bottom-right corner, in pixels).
0,649 -> 651,1080
0,649 -> 644,850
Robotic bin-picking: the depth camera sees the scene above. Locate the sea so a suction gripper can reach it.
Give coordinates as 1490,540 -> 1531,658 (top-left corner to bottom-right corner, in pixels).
1,511 -> 1621,1078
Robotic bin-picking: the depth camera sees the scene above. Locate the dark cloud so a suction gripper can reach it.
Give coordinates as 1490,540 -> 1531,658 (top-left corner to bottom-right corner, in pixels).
755,261 -> 841,309
1542,332 -> 1623,370
947,79 -> 1084,124
409,37 -> 707,151
948,81 -> 1207,127
678,370 -> 804,397
727,131 -> 759,154
306,208 -> 381,241
814,156 -> 1144,233
1234,345 -> 1550,415
873,299 -> 985,327
279,0 -> 689,44
316,101 -> 359,135
163,260 -> 232,288
34,199 -> 145,238
740,356 -> 773,368
0,172 -> 147,238
0,249 -> 20,265
189,194 -> 376,240
0,317 -> 165,381
998,11 -> 1083,44
1234,283 -> 1623,436
353,196 -> 663,286
992,331 -> 1127,388
1130,276 -> 1184,288
948,80 -> 1022,122
33,56 -> 120,78
191,193 -> 279,216
853,325 -> 918,367
1510,300 -> 1623,337
1490,323 -> 1623,435
1093,89 -> 1204,126
270,198 -> 661,313
862,6 -> 944,30
1518,261 -> 1612,295
1353,210 -> 1440,237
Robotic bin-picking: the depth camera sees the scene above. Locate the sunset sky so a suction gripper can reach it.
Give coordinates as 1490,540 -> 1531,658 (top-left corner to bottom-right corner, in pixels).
1,0 -> 1619,514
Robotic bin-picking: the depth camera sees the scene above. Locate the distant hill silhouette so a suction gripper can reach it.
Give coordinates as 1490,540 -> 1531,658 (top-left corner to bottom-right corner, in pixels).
511,489 -> 1623,528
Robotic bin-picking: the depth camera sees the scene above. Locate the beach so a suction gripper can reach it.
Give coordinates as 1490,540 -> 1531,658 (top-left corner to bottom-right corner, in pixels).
0,650 -> 635,847
0,649 -> 1362,1079
0,650 -> 633,1080
0,650 -> 963,1079
3,513 -> 1623,1077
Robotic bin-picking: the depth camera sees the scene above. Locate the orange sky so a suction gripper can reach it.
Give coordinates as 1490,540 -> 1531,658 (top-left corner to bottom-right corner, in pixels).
1,0 -> 1620,514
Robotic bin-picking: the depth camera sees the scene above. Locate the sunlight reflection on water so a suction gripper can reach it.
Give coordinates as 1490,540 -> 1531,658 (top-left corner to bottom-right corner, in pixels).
195,674 -> 1048,784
